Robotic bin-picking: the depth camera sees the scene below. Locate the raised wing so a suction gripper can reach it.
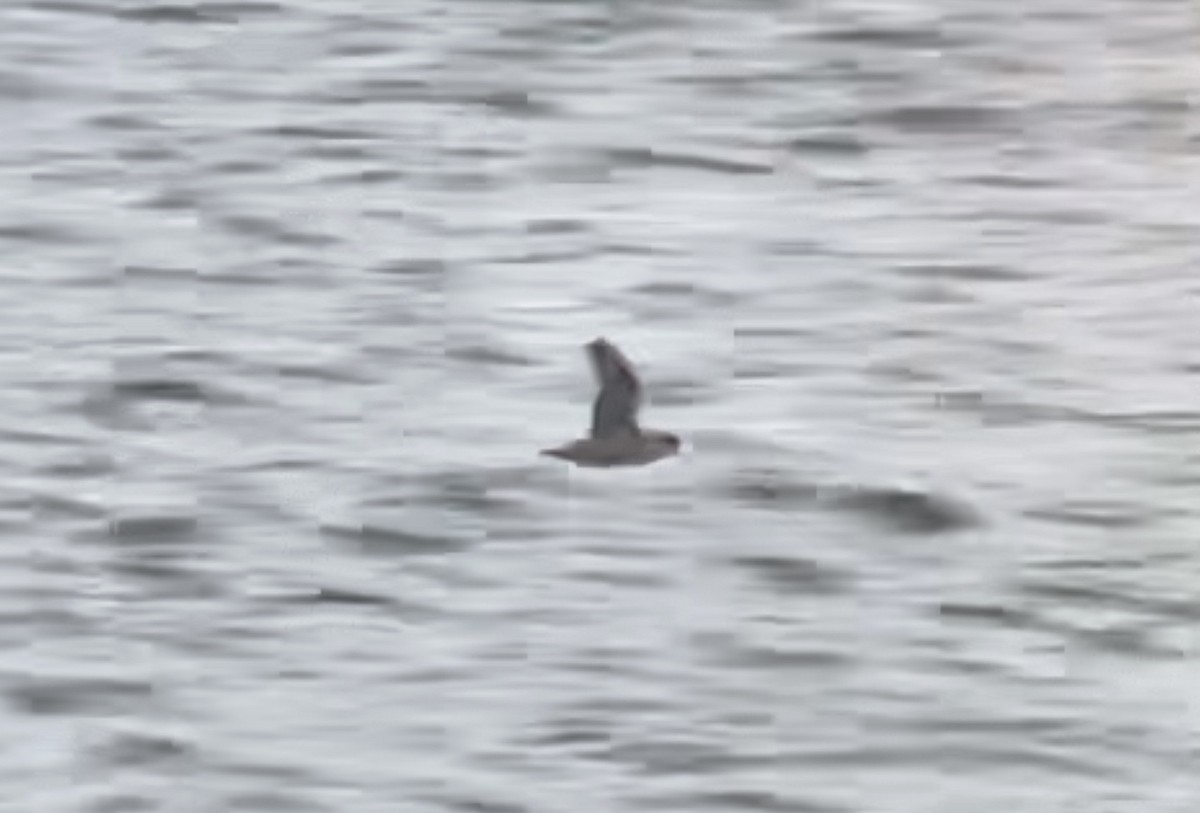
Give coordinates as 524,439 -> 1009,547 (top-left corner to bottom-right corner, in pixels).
586,338 -> 642,439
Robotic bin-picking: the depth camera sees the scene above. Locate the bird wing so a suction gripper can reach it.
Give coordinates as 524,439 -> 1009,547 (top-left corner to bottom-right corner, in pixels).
586,338 -> 642,439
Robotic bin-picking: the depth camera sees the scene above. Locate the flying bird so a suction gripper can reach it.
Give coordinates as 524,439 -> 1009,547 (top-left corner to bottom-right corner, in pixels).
541,338 -> 681,467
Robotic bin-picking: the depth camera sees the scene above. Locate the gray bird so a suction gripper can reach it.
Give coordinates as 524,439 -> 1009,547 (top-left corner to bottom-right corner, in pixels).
541,338 -> 681,467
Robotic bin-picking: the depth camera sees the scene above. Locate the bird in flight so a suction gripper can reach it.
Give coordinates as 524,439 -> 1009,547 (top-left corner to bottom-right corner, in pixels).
541,337 -> 681,467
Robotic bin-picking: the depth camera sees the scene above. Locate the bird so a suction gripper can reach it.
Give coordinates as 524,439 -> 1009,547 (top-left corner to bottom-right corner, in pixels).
540,337 -> 681,467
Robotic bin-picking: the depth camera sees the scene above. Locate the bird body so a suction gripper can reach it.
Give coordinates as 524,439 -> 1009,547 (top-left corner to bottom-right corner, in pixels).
541,338 -> 680,468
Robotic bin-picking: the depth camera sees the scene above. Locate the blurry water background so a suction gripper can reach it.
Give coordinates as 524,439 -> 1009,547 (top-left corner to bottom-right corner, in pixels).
1,0 -> 1197,810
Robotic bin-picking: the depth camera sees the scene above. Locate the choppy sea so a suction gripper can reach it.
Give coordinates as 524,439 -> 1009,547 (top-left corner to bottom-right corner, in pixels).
1,1 -> 1197,810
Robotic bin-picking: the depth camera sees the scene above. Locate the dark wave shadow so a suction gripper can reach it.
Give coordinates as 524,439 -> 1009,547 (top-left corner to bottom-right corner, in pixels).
107,512 -> 200,544
726,468 -> 979,534
115,3 -> 283,24
3,673 -> 159,717
603,146 -> 774,176
273,585 -> 436,619
830,485 -> 979,534
86,728 -> 194,770
726,553 -> 852,596
320,521 -> 476,556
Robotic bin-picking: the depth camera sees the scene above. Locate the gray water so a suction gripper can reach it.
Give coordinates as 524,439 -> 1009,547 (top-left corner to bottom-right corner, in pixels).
2,1 -> 1198,810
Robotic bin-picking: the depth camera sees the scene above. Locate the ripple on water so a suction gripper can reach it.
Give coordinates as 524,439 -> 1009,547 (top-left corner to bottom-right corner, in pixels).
812,22 -> 962,50
892,262 -> 1031,283
940,570 -> 1194,663
864,102 -> 1019,136
472,88 -> 559,119
103,556 -> 227,604
562,564 -> 668,591
592,735 -> 760,777
642,788 -> 846,813
105,373 -> 245,409
938,601 -> 1041,630
86,728 -> 193,769
523,217 -> 590,236
264,124 -> 378,142
278,585 -> 433,618
107,512 -> 200,545
627,281 -> 740,308
214,213 -> 337,248
1023,498 -> 1162,530
445,341 -> 538,369
271,361 -> 371,386
602,146 -> 775,176
411,795 -> 531,813
3,674 -> 158,717
828,485 -> 980,534
219,791 -> 331,813
319,521 -> 477,556
0,221 -> 94,246
785,132 -> 871,157
81,373 -> 251,431
726,554 -> 852,596
726,469 -> 979,534
1019,576 -> 1200,625
698,634 -> 853,674
369,257 -> 446,277
86,793 -> 159,813
27,492 -> 108,521
114,3 -> 284,23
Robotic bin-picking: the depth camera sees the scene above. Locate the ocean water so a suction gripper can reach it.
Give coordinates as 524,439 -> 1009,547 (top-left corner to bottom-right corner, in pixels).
0,1 -> 1197,810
